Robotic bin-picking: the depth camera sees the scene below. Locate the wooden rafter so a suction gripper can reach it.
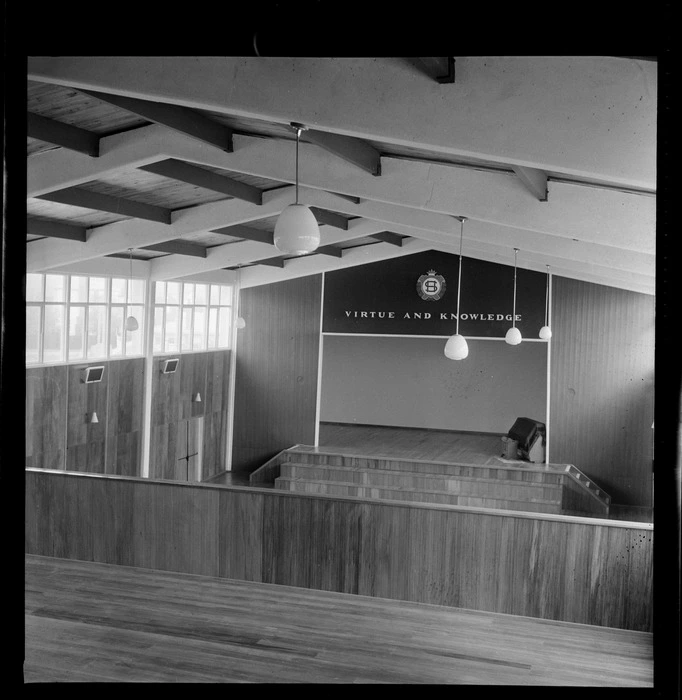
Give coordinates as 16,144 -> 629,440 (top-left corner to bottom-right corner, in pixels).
309,207 -> 349,230
139,159 -> 263,205
27,113 -> 100,157
27,217 -> 88,242
37,187 -> 172,224
141,240 -> 208,258
80,89 -> 233,152
212,224 -> 274,245
370,232 -> 405,247
512,166 -> 549,201
304,129 -> 381,176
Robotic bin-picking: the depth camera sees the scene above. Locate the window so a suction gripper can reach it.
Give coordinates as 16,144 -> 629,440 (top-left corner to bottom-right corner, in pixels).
25,273 -> 146,365
153,282 -> 232,354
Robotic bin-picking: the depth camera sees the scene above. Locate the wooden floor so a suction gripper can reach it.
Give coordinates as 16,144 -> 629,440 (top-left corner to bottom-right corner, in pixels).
24,555 -> 653,685
317,422 -> 511,465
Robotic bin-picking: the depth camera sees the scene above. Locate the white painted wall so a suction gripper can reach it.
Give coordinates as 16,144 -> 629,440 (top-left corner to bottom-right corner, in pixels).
320,335 -> 547,434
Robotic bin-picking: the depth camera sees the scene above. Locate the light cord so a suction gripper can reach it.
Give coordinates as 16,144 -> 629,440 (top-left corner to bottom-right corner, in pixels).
295,127 -> 300,204
512,248 -> 519,328
455,217 -> 465,335
545,265 -> 550,326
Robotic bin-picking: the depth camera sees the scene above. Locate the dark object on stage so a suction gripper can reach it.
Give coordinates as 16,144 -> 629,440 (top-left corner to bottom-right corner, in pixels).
507,417 -> 546,463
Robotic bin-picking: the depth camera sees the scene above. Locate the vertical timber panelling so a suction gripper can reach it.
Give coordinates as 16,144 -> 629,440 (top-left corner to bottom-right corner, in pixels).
150,350 -> 230,481
25,470 -> 654,631
202,350 -> 231,479
232,275 -> 322,473
150,355 -> 181,480
550,277 -> 655,506
25,366 -> 68,470
26,360 -> 144,475
66,363 -> 108,473
105,358 -> 144,476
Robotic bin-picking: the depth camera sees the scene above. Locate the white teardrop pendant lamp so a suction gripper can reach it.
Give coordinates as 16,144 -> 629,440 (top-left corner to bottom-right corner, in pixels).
539,264 -> 552,339
504,247 -> 522,346
125,248 -> 139,331
235,265 -> 246,330
444,217 -> 469,360
274,123 -> 320,255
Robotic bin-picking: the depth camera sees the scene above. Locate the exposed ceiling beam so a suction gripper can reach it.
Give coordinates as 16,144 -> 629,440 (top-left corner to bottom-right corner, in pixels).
238,237 -> 434,289
27,56 -> 656,190
27,217 -> 87,242
25,126 -> 656,289
254,257 -> 285,268
309,207 -> 349,230
37,187 -> 172,224
141,240 -> 208,258
512,166 -> 549,201
27,112 -> 100,157
49,257 -> 151,278
27,125 -> 655,254
304,191 -> 655,278
212,224 -> 273,245
315,245 -> 344,258
304,129 -> 381,177
413,57 -> 455,84
28,124 -> 172,198
370,231 -> 404,247
139,159 -> 263,205
27,186 -> 297,272
327,191 -> 360,204
148,217 -> 394,281
80,89 -> 233,152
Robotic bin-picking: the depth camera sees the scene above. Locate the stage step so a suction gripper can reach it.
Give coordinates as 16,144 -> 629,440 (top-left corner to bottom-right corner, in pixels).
284,449 -> 565,485
280,462 -> 563,502
275,477 -> 563,514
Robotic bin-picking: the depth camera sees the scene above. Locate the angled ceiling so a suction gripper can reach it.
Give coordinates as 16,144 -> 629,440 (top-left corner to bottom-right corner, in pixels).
26,56 -> 656,294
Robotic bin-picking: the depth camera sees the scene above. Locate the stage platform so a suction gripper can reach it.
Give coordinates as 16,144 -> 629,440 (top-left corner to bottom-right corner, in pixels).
24,554 -> 653,685
215,425 -> 650,521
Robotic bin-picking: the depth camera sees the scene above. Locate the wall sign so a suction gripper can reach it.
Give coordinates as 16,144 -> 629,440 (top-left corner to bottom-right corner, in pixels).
323,250 -> 546,337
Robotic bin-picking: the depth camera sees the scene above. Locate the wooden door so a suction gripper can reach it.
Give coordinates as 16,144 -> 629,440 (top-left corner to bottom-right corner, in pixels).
175,417 -> 204,482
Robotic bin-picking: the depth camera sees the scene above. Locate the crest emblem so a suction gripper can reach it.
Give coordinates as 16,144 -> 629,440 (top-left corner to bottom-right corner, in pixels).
416,270 -> 446,301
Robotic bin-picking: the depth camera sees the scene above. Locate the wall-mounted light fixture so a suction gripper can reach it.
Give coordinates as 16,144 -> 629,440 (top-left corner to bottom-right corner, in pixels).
504,248 -> 522,346
444,216 -> 469,361
192,393 -> 202,403
89,411 -> 99,424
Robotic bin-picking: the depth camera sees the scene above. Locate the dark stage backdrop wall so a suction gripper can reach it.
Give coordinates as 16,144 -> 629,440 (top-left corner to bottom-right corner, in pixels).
231,275 -> 322,473
149,349 -> 231,482
320,335 -> 547,434
550,277 -> 655,507
26,358 -> 144,476
323,250 -> 546,338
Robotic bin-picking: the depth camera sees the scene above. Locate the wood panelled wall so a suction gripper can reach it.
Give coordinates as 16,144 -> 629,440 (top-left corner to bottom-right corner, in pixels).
149,350 -> 230,482
231,275 -> 322,473
25,469 -> 654,632
26,359 -> 143,476
550,277 -> 655,507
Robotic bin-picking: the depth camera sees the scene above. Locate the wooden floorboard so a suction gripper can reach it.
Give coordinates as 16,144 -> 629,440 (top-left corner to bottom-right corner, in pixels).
24,555 -> 653,685
317,423 -> 510,466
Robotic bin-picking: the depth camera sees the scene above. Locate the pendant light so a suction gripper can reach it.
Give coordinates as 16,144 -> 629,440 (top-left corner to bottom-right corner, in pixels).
504,247 -> 522,345
539,264 -> 552,339
235,265 -> 246,330
125,248 -> 139,332
273,123 -> 320,255
444,217 -> 469,360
